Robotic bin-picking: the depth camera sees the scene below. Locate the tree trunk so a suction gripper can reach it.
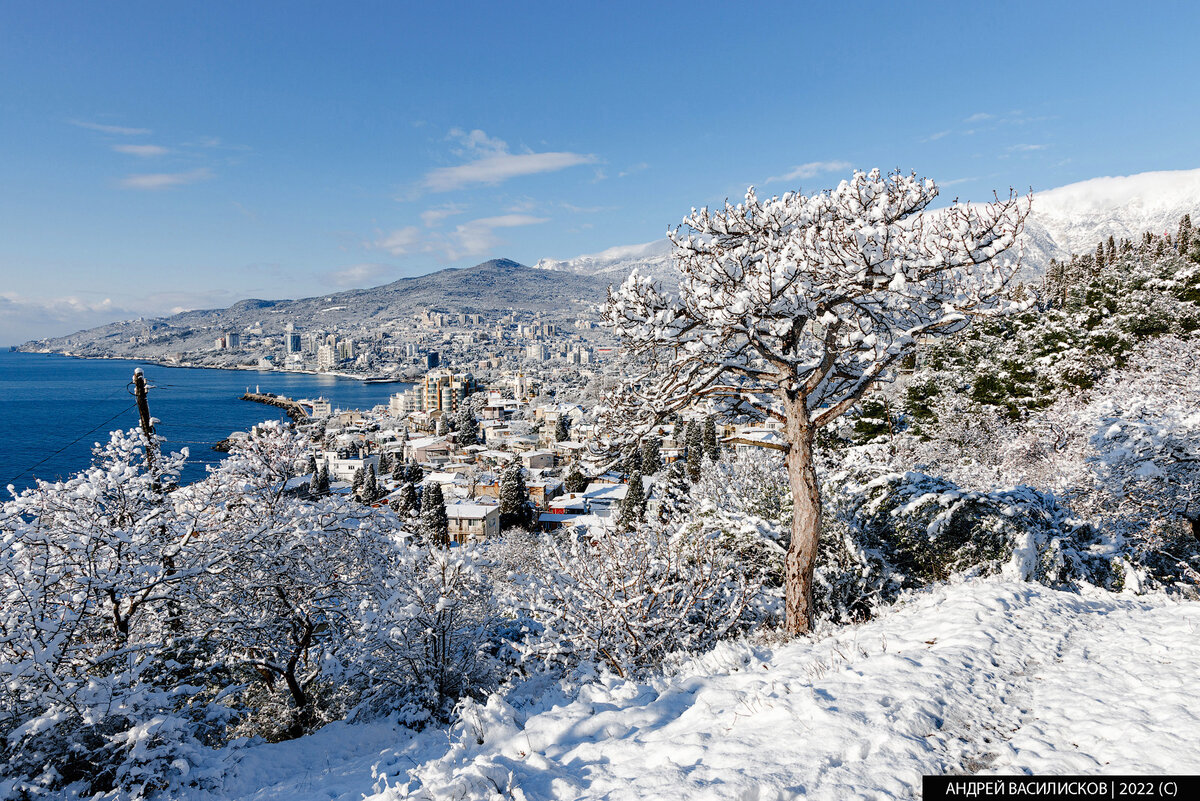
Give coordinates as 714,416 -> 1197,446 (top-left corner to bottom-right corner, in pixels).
783,395 -> 821,636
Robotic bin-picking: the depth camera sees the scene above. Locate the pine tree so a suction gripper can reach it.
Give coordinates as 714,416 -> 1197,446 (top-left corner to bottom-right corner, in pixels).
352,467 -> 364,496
315,463 -> 330,495
564,462 -> 588,494
362,465 -> 378,503
703,416 -> 720,460
392,481 -> 419,517
421,482 -> 450,548
499,462 -> 531,529
686,421 -> 703,482
554,415 -> 569,442
305,455 -> 319,493
658,459 -> 691,521
392,457 -> 405,483
669,412 -> 683,438
617,464 -> 646,530
640,437 -> 662,474
623,445 -> 642,478
406,459 -> 424,484
456,404 -> 479,446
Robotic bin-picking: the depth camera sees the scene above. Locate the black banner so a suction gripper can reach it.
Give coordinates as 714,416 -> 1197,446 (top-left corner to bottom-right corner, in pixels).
923,776 -> 1200,800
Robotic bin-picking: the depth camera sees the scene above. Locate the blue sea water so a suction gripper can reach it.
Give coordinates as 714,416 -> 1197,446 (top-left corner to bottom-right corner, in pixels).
0,351 -> 412,495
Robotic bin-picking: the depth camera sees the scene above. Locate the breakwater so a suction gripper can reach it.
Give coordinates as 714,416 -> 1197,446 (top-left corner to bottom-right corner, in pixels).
240,392 -> 309,422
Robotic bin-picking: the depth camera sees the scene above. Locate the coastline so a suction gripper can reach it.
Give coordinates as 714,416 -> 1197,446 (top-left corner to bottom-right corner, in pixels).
10,348 -> 416,383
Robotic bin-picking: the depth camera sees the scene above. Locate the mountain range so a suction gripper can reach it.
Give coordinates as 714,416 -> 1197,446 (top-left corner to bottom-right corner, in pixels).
20,168 -> 1200,355
19,259 -> 611,356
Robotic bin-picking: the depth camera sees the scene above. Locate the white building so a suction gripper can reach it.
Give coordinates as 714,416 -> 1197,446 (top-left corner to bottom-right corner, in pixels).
445,502 -> 501,544
316,344 -> 337,371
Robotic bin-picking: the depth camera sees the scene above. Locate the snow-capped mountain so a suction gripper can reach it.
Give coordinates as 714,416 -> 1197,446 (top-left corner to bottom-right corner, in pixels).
1022,167 -> 1200,264
533,239 -> 677,284
536,168 -> 1200,286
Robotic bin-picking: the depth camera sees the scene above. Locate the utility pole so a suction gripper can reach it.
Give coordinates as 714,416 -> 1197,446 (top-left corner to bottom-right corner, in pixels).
132,368 -> 160,490
133,368 -> 183,632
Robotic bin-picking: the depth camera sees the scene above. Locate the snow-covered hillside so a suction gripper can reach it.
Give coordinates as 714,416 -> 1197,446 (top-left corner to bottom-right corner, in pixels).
533,238 -> 677,285
177,580 -> 1200,801
537,168 -> 1200,286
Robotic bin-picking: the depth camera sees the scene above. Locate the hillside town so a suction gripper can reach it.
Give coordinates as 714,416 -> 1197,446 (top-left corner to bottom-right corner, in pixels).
282,358 -> 778,542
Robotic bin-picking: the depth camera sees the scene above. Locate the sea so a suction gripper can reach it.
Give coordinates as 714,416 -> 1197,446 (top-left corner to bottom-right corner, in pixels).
0,351 -> 413,495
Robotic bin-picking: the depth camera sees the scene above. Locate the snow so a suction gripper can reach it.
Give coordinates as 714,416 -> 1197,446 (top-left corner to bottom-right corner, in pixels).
537,168 -> 1200,286
169,580 -> 1200,800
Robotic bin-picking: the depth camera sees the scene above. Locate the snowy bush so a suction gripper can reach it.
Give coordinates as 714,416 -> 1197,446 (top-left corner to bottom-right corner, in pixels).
363,545 -> 503,723
516,520 -> 763,679
826,470 -> 1123,601
0,429 -> 217,798
998,338 -> 1200,592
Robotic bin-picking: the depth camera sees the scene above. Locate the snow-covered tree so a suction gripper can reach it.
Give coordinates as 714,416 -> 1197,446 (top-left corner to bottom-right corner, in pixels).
182,423 -> 391,740
499,462 -> 530,529
393,481 -> 420,517
456,404 -> 479,447
422,482 -> 450,548
601,169 -> 1029,633
703,416 -> 720,460
361,463 -> 379,503
658,459 -> 692,522
554,415 -> 569,442
521,522 -> 762,677
685,421 -> 703,482
564,462 -> 588,494
617,465 -> 646,530
365,547 -> 499,719
0,428 -> 245,795
640,436 -> 663,474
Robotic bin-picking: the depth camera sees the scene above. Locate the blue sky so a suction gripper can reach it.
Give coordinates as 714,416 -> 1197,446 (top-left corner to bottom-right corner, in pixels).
2,0 -> 1198,344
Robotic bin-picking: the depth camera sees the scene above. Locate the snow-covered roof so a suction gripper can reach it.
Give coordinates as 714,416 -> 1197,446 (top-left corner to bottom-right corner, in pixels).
584,482 -> 628,502
446,502 -> 500,520
407,435 -> 450,450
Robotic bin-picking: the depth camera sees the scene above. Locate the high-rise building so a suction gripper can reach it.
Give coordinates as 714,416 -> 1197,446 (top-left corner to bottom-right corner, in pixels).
316,344 -> 337,371
421,370 -> 477,413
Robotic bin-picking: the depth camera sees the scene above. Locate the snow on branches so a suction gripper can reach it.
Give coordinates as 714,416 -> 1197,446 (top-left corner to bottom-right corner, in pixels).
601,168 -> 1030,635
600,169 -> 1030,436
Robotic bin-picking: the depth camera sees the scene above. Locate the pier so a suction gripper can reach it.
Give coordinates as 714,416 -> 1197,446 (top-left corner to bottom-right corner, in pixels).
240,391 -> 309,422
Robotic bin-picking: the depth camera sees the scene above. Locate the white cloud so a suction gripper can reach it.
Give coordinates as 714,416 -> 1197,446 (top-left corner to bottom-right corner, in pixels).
1007,143 -> 1048,152
445,214 -> 548,260
425,151 -> 597,192
419,203 -> 467,227
374,226 -> 426,256
448,127 -> 508,156
69,119 -> 151,135
323,263 -> 394,288
964,112 -> 995,123
618,162 -> 649,178
120,168 -> 214,190
763,160 -> 853,185
112,144 -> 170,157
423,128 -> 596,192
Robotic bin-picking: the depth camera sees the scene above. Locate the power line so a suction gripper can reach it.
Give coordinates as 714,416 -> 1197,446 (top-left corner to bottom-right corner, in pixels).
4,402 -> 139,488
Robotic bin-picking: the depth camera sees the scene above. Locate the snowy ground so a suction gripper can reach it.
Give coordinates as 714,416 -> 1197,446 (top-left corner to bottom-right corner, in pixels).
180,580 -> 1200,801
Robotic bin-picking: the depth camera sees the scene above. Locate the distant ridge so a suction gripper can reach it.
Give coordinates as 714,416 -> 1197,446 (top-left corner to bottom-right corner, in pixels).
21,258 -> 613,355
